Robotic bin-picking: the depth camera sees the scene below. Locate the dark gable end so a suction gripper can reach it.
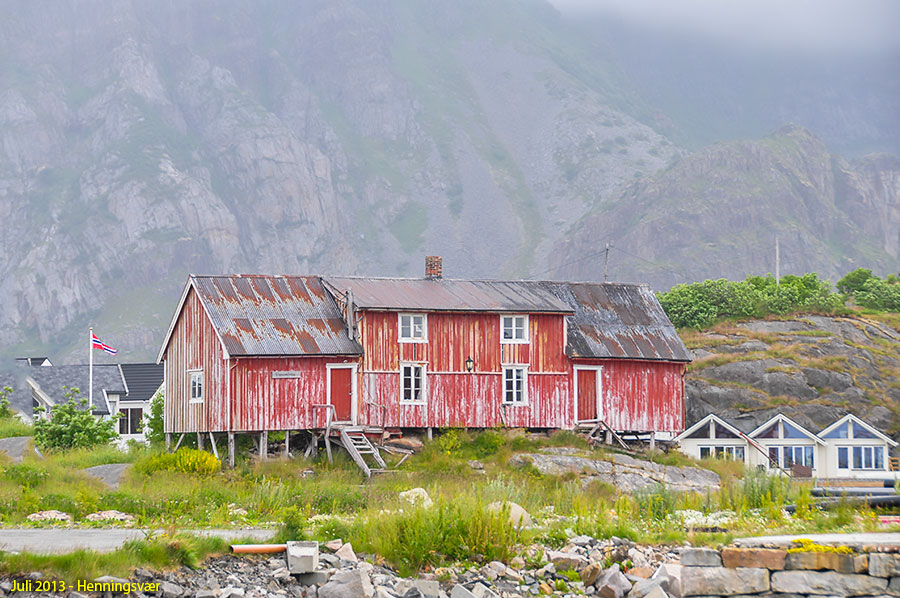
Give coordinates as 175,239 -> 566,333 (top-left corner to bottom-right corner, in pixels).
546,282 -> 691,362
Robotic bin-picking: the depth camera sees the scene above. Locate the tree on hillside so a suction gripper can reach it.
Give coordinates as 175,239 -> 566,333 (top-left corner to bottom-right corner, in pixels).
837,268 -> 875,295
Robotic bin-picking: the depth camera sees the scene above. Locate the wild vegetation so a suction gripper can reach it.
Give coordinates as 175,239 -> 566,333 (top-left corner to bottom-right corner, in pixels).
0,429 -> 889,580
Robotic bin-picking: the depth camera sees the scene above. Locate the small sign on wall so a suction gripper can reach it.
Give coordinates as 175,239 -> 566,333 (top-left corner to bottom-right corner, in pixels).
272,371 -> 304,379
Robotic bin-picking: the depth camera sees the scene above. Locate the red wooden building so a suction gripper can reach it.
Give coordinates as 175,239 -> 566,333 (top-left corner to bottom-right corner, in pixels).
157,258 -> 690,463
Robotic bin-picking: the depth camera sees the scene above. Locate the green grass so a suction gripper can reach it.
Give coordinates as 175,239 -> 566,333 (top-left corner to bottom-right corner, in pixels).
0,533 -> 253,583
0,418 -> 32,439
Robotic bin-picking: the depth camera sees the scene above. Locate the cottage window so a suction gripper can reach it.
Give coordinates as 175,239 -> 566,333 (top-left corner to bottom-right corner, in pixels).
700,446 -> 744,461
118,407 -> 143,435
837,447 -> 849,469
503,366 -> 527,405
400,363 -> 426,404
853,446 -> 884,470
399,314 -> 427,343
782,445 -> 814,469
189,370 -> 203,404
501,315 -> 528,343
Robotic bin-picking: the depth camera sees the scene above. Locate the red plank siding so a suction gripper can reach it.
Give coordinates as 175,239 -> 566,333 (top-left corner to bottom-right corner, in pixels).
572,359 -> 685,432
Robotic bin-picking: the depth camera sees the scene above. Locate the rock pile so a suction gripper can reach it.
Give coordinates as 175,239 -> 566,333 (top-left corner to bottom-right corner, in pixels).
11,536 -> 677,598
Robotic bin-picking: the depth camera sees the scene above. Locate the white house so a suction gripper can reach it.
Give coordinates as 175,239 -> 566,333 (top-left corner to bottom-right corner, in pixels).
676,411 -> 899,482
747,414 -> 826,477
818,414 -> 898,480
675,413 -> 749,463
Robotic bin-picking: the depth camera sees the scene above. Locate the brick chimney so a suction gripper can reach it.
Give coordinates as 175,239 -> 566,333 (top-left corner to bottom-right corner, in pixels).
425,255 -> 443,279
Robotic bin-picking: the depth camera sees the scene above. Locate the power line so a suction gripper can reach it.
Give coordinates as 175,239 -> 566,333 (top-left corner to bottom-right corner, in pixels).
524,241 -> 615,280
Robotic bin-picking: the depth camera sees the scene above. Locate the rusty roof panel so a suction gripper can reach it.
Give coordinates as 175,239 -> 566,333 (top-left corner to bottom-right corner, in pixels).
546,282 -> 692,362
192,275 -> 361,356
324,277 -> 573,313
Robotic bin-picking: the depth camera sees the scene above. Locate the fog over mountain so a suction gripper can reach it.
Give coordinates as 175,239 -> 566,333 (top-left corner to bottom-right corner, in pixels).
1,0 -> 897,361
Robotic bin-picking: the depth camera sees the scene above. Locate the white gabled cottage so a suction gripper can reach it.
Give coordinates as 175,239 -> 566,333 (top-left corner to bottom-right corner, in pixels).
674,414 -> 748,463
748,414 -> 826,476
818,414 -> 898,480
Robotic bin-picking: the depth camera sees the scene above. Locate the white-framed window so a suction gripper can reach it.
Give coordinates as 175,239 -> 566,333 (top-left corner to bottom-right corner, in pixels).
502,365 -> 527,405
399,313 -> 427,343
400,363 -> 426,404
188,370 -> 204,404
853,446 -> 884,470
699,446 -> 745,461
500,315 -> 528,344
118,407 -> 143,435
782,445 -> 814,469
837,446 -> 849,469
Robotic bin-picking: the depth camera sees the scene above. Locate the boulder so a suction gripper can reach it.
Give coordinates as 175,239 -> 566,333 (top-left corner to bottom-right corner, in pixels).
319,569 -> 375,598
581,563 -> 604,586
158,581 -> 184,598
399,488 -> 434,508
334,542 -> 358,563
596,564 -> 632,598
548,550 -> 589,571
487,501 -> 532,527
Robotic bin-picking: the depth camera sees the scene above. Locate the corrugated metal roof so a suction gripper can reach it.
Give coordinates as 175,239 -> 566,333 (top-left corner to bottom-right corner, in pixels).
546,282 -> 692,362
323,277 -> 573,313
27,364 -> 126,416
119,363 -> 164,402
192,275 -> 362,357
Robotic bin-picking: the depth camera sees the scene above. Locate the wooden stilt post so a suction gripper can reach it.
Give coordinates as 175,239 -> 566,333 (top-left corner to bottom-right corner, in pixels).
649,435 -> 656,451
227,432 -> 235,469
305,433 -> 317,459
427,427 -> 433,441
165,433 -> 172,452
197,432 -> 204,450
209,431 -> 219,460
174,433 -> 185,451
259,431 -> 268,460
284,431 -> 290,458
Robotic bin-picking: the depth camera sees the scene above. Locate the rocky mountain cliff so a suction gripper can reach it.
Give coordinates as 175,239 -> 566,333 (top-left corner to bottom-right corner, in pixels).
0,0 -> 678,360
554,126 -> 900,288
685,314 -> 900,440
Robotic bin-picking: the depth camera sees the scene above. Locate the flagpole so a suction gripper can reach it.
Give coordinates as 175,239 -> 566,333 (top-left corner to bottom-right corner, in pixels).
89,327 -> 93,409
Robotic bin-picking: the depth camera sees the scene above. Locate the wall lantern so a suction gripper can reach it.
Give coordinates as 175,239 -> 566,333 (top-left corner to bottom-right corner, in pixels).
465,356 -> 474,372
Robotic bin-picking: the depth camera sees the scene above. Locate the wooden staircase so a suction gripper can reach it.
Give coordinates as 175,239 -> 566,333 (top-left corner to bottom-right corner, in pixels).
334,426 -> 387,478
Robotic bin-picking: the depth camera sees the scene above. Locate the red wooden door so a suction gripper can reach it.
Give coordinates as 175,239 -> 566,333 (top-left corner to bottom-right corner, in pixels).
330,368 -> 353,422
577,369 -> 598,422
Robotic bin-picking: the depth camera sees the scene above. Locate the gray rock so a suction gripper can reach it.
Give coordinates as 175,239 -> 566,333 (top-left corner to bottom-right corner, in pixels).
159,580 -> 185,598
451,585 -> 476,598
294,571 -> 331,586
414,579 -> 440,598
470,583 -> 500,598
631,578 -> 664,598
596,565 -> 632,598
682,567 -> 769,596
83,463 -> 132,490
219,586 -> 246,598
548,550 -> 589,571
771,570 -> 887,596
680,549 -> 722,568
195,591 -> 217,598
871,555 -> 900,578
319,569 -> 375,598
654,564 -> 682,598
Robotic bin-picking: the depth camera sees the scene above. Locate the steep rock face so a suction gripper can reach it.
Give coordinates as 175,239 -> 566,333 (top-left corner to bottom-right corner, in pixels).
684,315 -> 900,439
554,126 -> 900,289
0,0 -> 678,359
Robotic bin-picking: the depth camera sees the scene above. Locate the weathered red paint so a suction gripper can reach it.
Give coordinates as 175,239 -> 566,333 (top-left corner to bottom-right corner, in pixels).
162,276 -> 687,435
577,369 -> 598,422
572,358 -> 685,432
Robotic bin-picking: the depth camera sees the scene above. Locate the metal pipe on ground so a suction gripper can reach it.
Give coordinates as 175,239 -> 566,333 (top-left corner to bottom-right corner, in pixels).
230,544 -> 287,554
784,494 -> 900,514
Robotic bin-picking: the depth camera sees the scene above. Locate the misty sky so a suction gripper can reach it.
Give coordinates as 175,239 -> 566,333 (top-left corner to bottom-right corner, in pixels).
549,0 -> 900,55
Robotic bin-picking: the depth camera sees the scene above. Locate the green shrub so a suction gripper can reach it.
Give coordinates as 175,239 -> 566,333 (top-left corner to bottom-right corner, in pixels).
3,463 -> 49,488
145,391 -> 165,447
473,430 -> 505,457
0,386 -> 13,419
837,268 -> 876,296
33,388 -> 118,451
435,429 -> 462,455
134,448 -> 219,476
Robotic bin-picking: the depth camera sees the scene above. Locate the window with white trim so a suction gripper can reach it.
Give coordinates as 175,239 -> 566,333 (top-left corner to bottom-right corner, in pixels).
189,370 -> 204,404
837,446 -> 849,469
501,315 -> 528,343
399,313 -> 427,343
853,446 -> 884,470
699,446 -> 745,461
503,366 -> 527,405
400,363 -> 426,404
118,407 -> 143,435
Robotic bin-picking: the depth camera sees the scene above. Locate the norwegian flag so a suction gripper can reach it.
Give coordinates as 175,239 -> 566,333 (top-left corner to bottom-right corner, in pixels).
91,332 -> 117,355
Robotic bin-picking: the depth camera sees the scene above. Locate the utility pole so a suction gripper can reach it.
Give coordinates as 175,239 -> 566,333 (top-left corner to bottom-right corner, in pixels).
775,236 -> 780,286
604,243 -> 611,282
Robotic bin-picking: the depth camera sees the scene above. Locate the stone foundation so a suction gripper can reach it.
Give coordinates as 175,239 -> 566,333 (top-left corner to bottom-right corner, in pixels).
682,544 -> 900,598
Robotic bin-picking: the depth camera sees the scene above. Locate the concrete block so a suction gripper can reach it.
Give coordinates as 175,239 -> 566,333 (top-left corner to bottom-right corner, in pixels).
286,541 -> 319,574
